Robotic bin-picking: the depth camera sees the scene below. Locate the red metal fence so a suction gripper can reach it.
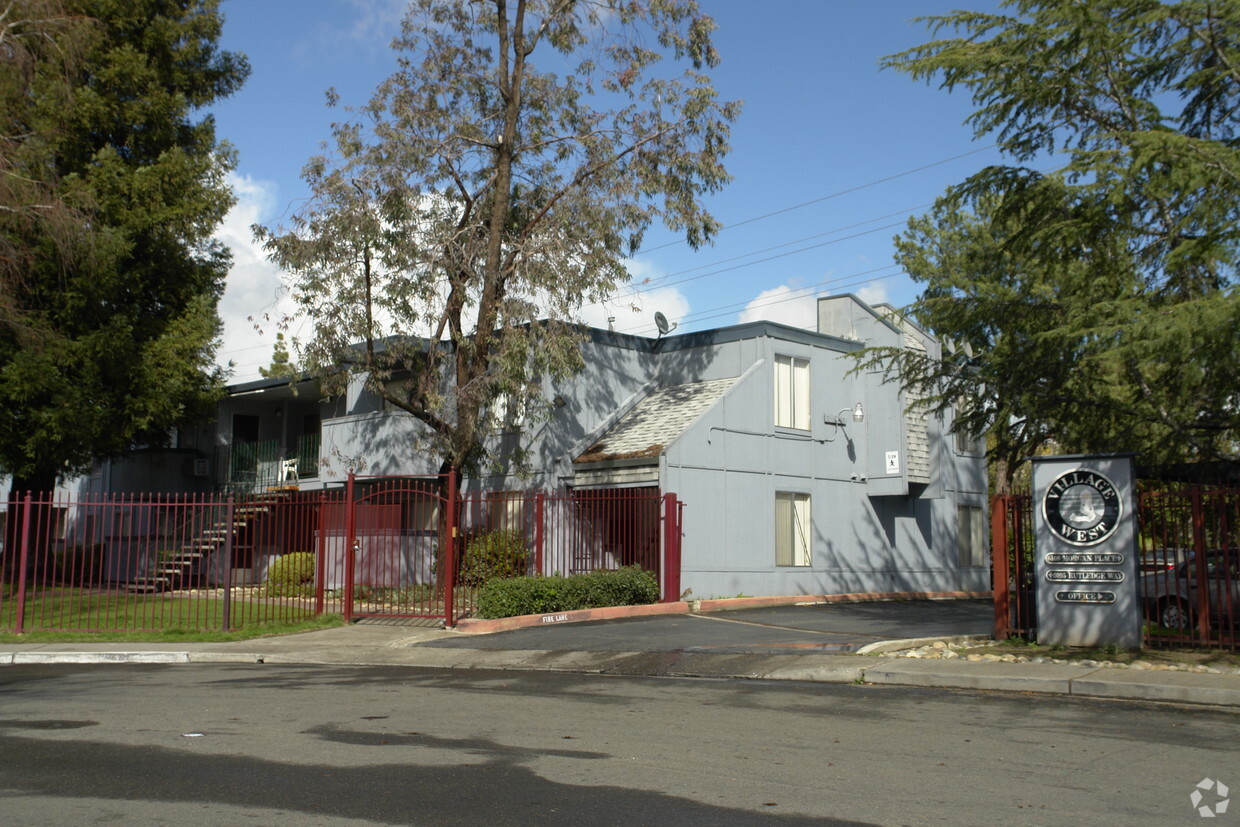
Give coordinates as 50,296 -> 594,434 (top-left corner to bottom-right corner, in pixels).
0,474 -> 684,633
992,486 -> 1239,650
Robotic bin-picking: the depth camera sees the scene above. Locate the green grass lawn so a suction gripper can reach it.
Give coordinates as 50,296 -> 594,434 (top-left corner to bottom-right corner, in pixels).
0,586 -> 345,642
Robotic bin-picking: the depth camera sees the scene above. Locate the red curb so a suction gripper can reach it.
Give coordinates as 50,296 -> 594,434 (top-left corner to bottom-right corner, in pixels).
453,601 -> 691,634
695,590 -> 991,612
450,591 -> 993,634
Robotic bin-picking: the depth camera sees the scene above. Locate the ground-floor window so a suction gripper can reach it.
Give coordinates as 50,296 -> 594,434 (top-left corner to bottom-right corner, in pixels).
957,504 -> 986,567
775,492 -> 811,566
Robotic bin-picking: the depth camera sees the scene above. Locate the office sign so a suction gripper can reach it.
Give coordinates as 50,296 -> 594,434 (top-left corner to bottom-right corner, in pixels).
1032,454 -> 1140,648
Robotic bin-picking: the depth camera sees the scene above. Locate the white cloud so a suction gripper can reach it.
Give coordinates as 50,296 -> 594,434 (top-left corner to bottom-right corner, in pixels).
738,285 -> 818,330
214,174 -> 297,383
856,282 -> 890,307
346,0 -> 407,43
577,258 -> 691,336
580,285 -> 690,336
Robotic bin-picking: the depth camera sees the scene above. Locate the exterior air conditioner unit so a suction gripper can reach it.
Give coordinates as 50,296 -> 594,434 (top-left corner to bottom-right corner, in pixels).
192,458 -> 210,477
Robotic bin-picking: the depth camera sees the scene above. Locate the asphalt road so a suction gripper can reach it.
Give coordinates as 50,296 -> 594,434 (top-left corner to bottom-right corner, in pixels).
428,599 -> 996,654
2,662 -> 1236,825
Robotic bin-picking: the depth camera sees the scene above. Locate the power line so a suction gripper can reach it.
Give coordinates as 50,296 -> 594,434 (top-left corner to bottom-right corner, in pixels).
634,144 -> 996,255
623,220 -> 908,296
630,202 -> 932,287
615,263 -> 904,336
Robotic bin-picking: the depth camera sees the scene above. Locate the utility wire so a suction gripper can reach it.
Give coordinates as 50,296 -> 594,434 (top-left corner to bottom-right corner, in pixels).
614,263 -> 903,336
623,220 -> 908,296
634,144 -> 996,255
630,202 -> 932,287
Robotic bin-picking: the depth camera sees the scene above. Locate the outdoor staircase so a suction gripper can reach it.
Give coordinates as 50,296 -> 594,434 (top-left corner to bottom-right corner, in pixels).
126,493 -> 290,593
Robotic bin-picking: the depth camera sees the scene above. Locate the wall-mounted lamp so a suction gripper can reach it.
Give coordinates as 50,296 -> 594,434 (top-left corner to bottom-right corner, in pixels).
552,395 -> 567,409
827,403 -> 864,427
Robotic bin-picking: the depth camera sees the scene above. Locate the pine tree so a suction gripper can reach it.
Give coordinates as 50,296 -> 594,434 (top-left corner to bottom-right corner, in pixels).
0,0 -> 249,494
859,0 -> 1239,490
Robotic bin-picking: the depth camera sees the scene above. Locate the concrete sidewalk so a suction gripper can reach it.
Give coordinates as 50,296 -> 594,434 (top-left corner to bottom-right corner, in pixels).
3,613 -> 1239,709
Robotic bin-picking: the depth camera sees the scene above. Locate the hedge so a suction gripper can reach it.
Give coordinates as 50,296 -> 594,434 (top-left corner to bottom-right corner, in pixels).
476,566 -> 660,619
460,529 -> 530,586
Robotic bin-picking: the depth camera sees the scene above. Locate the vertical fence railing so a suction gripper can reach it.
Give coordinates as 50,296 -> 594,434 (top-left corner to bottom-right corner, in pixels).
2,480 -> 686,633
445,470 -> 459,627
661,492 -> 682,603
2,488 -> 342,634
990,494 -> 1033,641
991,495 -> 1012,642
991,485 -> 1238,651
1138,486 -> 1238,651
446,485 -> 672,621
14,494 -> 33,635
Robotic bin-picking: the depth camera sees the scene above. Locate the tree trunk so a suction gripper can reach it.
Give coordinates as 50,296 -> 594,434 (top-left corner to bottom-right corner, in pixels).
4,468 -> 58,582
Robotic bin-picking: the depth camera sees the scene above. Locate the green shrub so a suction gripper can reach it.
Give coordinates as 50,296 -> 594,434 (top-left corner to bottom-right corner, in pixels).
460,529 -> 530,586
477,566 -> 659,619
265,552 -> 315,597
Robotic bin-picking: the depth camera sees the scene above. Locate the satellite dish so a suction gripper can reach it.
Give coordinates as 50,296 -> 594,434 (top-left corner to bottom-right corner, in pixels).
654,311 -> 677,337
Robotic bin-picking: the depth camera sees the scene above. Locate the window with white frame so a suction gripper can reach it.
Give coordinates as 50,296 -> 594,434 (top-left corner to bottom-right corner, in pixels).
775,492 -> 812,567
957,504 -> 987,567
774,355 -> 810,430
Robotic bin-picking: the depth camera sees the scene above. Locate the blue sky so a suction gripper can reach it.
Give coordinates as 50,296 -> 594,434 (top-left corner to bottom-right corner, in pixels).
210,0 -> 1005,380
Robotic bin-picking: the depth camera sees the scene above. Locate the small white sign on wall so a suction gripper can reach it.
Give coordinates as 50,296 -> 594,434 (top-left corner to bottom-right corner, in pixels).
885,450 -> 900,475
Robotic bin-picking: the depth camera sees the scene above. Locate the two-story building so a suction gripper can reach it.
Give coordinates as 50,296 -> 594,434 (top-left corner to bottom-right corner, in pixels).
122,294 -> 987,599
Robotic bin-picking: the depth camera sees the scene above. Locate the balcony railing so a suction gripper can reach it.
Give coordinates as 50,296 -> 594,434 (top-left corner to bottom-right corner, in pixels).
214,434 -> 320,493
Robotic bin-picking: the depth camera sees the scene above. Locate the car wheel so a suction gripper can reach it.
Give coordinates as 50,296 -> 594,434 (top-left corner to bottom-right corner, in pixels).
1159,599 -> 1191,630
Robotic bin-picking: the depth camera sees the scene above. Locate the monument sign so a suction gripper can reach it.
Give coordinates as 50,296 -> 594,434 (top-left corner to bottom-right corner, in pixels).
1032,454 -> 1141,648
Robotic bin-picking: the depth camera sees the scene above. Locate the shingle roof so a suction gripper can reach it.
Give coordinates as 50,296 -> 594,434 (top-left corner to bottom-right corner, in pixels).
575,377 -> 737,463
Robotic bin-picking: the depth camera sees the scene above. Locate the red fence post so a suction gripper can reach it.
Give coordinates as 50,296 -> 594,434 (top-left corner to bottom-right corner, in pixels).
991,495 -> 1011,642
14,494 -> 33,635
221,496 -> 235,631
534,491 -> 545,577
1191,486 -> 1210,645
314,493 -> 327,616
661,492 -> 682,603
444,469 -> 458,627
344,472 -> 356,623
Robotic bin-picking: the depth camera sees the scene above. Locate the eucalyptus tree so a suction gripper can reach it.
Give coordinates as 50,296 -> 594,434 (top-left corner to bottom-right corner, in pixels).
257,0 -> 738,477
856,0 -> 1238,490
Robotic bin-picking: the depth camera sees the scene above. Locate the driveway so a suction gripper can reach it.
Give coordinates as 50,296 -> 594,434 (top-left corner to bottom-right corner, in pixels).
426,599 -> 994,655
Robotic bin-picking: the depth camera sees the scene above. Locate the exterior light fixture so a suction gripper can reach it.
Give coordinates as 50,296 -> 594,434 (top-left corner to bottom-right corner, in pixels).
828,403 -> 865,427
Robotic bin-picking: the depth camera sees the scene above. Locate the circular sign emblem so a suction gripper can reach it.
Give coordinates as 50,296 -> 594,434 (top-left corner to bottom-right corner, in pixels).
1042,469 -> 1122,546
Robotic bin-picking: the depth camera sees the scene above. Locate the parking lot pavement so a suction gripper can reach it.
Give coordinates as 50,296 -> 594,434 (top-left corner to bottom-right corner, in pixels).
420,599 -> 996,655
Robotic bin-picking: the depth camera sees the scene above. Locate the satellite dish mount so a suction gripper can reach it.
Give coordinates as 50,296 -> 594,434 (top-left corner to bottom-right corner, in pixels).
652,311 -> 678,350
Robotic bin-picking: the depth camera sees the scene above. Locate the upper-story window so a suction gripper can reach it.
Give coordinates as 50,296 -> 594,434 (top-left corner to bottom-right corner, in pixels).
774,355 -> 810,430
953,397 -> 985,454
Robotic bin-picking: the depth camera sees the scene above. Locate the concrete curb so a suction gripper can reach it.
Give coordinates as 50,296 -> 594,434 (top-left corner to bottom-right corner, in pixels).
1070,670 -> 1240,707
12,651 -> 191,665
862,658 -> 1095,694
694,591 -> 992,613
855,634 -> 992,656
